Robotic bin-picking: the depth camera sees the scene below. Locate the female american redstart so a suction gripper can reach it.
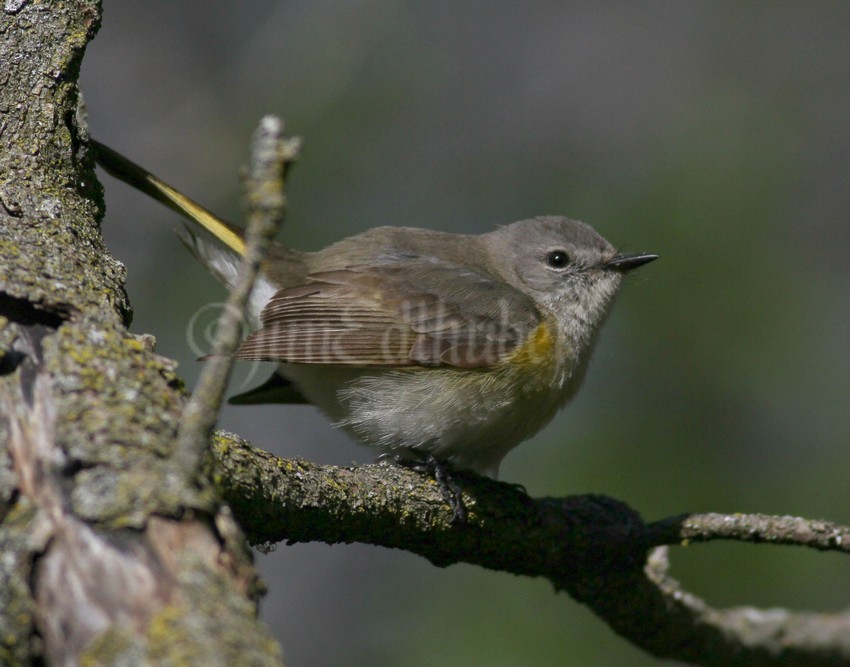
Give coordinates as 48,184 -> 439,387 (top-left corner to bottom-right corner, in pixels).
92,139 -> 656,478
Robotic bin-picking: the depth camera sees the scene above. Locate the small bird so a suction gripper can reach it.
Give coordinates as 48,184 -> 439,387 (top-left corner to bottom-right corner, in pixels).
92,140 -> 656,480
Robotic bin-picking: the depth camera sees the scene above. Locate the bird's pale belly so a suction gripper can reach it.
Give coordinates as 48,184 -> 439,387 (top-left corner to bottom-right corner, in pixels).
280,355 -> 576,478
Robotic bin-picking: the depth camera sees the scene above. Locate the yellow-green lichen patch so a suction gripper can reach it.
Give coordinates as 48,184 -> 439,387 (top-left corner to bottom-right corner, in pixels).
0,180 -> 129,324
79,627 -> 143,667
49,324 -> 183,450
42,322 -> 210,526
69,462 -> 196,529
146,571 -> 281,666
0,500 -> 43,664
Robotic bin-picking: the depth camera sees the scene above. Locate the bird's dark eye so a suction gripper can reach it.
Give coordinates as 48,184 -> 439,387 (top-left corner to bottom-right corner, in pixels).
546,250 -> 570,269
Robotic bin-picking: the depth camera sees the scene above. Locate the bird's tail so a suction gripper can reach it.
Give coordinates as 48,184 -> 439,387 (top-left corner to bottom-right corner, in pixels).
90,138 -> 247,257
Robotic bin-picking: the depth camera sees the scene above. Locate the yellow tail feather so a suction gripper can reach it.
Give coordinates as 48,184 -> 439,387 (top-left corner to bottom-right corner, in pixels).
90,139 -> 246,256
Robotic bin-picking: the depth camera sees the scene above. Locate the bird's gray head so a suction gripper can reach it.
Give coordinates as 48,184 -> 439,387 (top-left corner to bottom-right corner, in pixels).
486,216 -> 656,347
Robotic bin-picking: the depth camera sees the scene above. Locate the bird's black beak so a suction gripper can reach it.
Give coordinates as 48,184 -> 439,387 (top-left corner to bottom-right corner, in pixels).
605,252 -> 658,272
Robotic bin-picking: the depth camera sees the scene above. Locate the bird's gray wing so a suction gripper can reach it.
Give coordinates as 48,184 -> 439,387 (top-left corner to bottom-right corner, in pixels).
233,259 -> 542,369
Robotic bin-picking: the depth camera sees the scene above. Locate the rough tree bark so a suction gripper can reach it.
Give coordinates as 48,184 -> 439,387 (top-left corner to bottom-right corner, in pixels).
1,3 -> 848,666
0,3 -> 283,665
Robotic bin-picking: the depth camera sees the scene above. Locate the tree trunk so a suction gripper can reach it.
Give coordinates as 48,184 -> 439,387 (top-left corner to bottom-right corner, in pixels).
0,3 -> 283,664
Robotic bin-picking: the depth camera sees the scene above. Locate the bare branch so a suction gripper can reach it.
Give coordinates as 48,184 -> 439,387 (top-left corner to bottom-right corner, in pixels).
647,512 -> 850,554
210,430 -> 850,667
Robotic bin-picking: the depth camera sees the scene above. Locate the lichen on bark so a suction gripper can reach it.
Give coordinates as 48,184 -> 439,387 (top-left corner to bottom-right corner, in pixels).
0,3 -> 283,664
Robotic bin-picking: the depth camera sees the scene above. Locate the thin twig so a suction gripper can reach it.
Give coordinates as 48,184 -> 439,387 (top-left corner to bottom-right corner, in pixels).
175,116 -> 300,478
646,512 -> 850,553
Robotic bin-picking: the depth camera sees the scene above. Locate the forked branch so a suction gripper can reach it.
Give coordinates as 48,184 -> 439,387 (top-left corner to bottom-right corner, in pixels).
209,431 -> 850,667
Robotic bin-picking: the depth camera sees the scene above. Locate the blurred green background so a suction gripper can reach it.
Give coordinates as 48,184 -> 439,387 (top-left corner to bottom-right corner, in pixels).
81,3 -> 849,665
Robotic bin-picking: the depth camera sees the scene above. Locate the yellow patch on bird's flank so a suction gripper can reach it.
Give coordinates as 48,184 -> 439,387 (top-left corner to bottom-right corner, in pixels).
508,322 -> 555,368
